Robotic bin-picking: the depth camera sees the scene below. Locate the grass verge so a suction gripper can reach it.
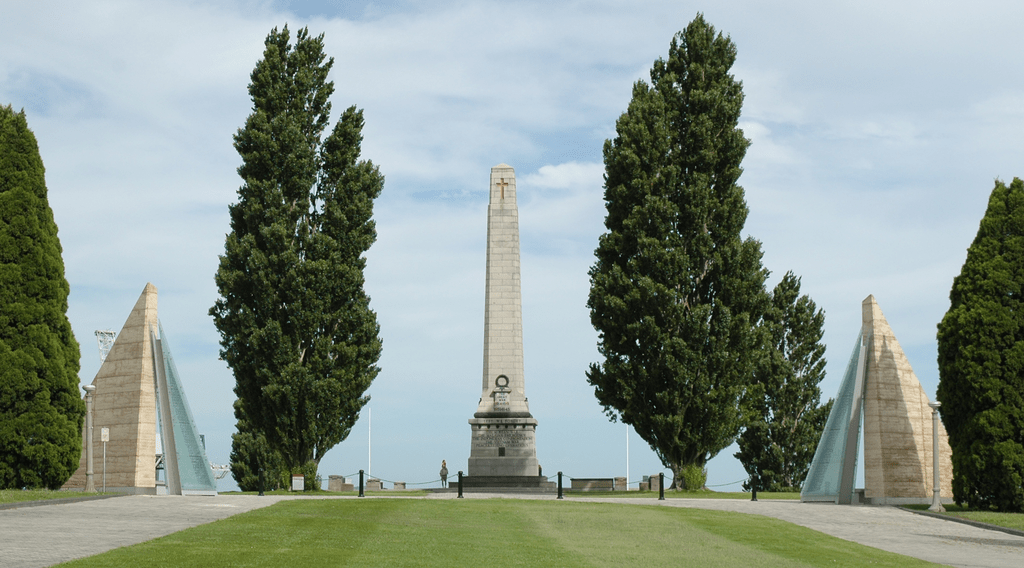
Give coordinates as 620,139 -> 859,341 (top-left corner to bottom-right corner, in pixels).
222,490 -> 430,497
904,504 -> 1024,532
223,489 -> 798,500
0,489 -> 113,504
57,499 -> 938,567
565,490 -> 800,499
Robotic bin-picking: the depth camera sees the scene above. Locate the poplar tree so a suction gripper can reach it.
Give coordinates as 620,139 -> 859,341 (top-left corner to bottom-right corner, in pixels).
587,15 -> 768,489
937,177 -> 1024,512
736,272 -> 831,492
229,400 -> 286,491
211,26 -> 383,478
0,105 -> 84,489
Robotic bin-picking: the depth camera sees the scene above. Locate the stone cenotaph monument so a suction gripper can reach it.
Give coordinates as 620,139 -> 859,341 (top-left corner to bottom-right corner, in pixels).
464,164 -> 551,489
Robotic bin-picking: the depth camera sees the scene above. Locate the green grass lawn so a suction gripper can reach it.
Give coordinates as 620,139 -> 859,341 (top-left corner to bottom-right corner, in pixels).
905,504 -> 1024,532
1,487 -> 784,505
224,490 -> 431,497
0,489 -> 112,504
57,498 -> 939,567
565,489 -> 800,499
224,489 -> 798,500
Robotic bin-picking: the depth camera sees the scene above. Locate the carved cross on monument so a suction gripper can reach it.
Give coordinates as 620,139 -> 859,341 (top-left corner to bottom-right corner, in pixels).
496,178 -> 508,199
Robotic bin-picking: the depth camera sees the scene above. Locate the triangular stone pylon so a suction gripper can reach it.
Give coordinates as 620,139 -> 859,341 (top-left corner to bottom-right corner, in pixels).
63,283 -> 159,493
803,295 -> 954,504
861,295 -> 953,504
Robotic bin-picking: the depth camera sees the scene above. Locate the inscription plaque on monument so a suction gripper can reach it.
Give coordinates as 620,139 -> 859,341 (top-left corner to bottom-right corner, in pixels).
490,375 -> 511,411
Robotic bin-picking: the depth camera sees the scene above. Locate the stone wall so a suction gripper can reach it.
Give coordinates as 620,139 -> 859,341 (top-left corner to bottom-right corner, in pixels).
861,296 -> 953,504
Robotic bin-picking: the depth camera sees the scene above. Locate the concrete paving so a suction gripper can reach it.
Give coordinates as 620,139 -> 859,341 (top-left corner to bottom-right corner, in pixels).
3,493 -> 1024,567
0,495 -> 289,567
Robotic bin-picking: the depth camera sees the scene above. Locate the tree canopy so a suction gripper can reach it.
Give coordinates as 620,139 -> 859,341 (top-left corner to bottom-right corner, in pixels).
736,272 -> 831,492
937,177 -> 1024,512
0,104 -> 84,489
211,26 -> 383,477
587,14 -> 768,488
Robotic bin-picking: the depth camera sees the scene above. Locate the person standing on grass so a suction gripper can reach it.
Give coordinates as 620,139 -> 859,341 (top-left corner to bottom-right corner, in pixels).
440,460 -> 448,488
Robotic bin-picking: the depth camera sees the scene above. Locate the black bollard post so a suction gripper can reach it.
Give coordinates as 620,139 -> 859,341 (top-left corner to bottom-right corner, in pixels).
457,471 -> 464,498
557,472 -> 563,500
659,472 -> 665,501
359,469 -> 365,498
258,467 -> 265,497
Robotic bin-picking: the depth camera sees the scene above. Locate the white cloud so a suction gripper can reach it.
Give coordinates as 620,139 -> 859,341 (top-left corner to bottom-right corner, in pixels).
739,121 -> 804,168
522,162 -> 604,190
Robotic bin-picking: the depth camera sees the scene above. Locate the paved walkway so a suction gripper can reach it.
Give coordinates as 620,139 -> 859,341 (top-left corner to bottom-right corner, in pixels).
1,495 -> 289,567
3,494 -> 1023,567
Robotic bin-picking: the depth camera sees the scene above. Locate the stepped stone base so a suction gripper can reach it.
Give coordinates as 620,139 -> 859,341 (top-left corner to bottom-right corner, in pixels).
468,415 -> 540,477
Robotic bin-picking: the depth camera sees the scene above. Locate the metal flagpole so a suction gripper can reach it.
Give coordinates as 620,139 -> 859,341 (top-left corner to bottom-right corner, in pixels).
368,407 -> 371,479
626,423 -> 630,490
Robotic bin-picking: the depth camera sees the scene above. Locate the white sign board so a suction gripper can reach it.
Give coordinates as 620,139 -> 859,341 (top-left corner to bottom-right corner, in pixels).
100,427 -> 109,442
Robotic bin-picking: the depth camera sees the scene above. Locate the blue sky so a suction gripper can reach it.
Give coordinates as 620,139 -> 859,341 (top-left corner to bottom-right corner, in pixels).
3,0 -> 1023,491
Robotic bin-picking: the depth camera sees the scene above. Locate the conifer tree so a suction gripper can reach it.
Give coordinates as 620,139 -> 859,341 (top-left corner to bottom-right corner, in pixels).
736,272 -> 831,492
0,105 -> 84,489
937,177 -> 1024,512
587,15 -> 768,489
228,399 -> 286,491
211,26 -> 383,477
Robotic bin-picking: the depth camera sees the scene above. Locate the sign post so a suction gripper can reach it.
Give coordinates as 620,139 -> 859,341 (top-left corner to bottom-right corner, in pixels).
100,427 -> 109,492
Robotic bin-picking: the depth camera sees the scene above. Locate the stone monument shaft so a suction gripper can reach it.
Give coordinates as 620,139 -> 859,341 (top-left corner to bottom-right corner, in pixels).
477,164 -> 528,414
468,164 -> 540,479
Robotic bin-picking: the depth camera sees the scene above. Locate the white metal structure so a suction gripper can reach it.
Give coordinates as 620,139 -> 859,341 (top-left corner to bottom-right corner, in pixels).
95,330 -> 116,362
210,463 -> 231,480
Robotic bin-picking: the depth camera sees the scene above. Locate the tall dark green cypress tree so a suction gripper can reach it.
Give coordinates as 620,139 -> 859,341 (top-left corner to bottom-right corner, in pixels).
736,272 -> 832,492
587,15 -> 768,488
0,105 -> 84,489
937,177 -> 1024,512
211,26 -> 383,477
